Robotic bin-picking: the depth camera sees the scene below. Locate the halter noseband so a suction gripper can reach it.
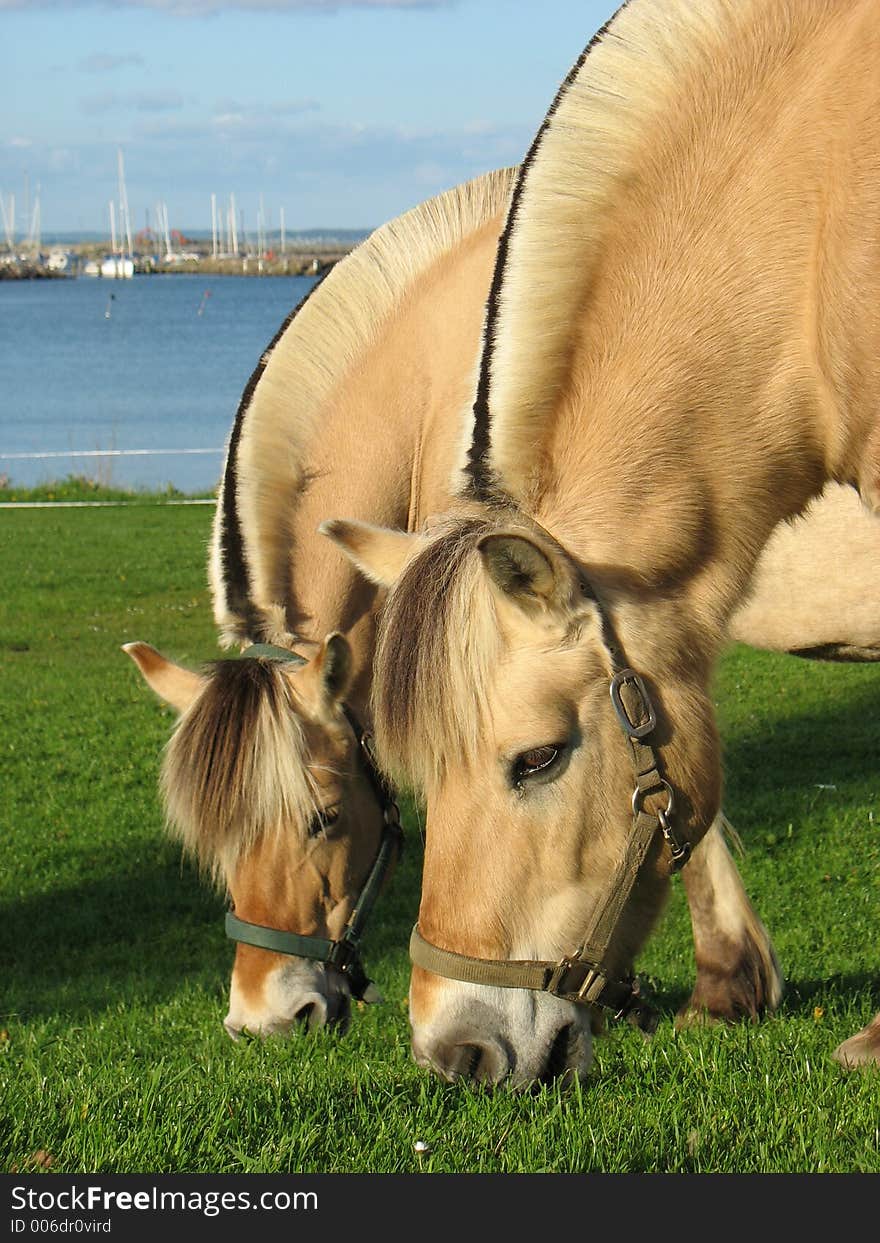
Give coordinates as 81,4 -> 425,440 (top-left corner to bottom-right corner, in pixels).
223,643 -> 403,1004
409,574 -> 692,1034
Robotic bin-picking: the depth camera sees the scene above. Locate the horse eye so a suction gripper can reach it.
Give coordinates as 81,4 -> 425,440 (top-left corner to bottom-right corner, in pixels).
307,805 -> 341,838
513,744 -> 564,787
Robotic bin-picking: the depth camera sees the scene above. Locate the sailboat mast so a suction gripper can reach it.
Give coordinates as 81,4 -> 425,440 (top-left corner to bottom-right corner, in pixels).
229,193 -> 238,256
0,192 -> 14,253
117,148 -> 133,258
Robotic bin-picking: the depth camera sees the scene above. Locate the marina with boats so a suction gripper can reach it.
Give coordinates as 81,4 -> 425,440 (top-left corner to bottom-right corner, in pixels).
0,147 -> 360,281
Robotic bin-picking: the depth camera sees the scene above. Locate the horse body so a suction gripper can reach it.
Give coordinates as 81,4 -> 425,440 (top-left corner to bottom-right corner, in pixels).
127,0 -> 877,1047
126,167 -> 772,1041
326,0 -> 880,1082
729,485 -> 880,661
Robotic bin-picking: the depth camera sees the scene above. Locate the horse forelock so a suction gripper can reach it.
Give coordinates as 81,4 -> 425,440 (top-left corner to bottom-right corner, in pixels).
372,516 -> 502,792
160,659 -> 319,886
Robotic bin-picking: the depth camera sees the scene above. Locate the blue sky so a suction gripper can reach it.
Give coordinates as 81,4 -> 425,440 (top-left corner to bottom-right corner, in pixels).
2,0 -> 619,238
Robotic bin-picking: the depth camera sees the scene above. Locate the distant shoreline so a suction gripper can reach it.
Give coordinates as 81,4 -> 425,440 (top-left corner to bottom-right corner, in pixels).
1,240 -> 357,281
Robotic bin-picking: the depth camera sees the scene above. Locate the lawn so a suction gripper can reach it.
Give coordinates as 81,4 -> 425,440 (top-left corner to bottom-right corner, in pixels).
1,491 -> 878,1174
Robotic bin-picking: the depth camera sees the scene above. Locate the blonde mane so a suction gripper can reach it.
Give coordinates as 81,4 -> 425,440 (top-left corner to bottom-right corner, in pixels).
372,515 -> 504,793
211,166 -> 518,646
462,0 -> 839,500
161,659 -> 321,887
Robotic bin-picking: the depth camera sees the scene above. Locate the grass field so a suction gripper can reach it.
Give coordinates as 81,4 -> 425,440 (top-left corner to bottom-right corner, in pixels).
1,487 -> 878,1174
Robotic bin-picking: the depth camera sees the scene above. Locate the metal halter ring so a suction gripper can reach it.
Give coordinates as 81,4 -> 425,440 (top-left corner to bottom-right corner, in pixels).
631,780 -> 690,872
631,777 -> 674,820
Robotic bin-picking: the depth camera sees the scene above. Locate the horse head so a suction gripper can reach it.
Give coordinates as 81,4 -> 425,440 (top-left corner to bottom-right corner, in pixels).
124,635 -> 400,1038
324,512 -> 722,1086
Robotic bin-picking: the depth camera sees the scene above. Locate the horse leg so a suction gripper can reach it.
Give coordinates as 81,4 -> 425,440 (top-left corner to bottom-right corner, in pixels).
833,1014 -> 880,1067
677,813 -> 784,1024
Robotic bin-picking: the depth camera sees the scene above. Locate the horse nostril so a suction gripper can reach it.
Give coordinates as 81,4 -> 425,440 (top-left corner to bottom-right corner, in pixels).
294,993 -> 345,1032
540,1022 -> 575,1084
460,1043 -> 483,1080
435,1040 -> 509,1085
325,992 -> 351,1033
293,999 -> 314,1029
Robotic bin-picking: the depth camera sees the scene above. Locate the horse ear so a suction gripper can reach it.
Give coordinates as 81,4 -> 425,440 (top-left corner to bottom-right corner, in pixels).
477,532 -> 560,607
313,632 -> 353,706
319,518 -> 417,587
122,642 -> 205,713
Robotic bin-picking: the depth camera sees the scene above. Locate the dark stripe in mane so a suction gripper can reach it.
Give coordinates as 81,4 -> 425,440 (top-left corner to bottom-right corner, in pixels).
218,272 -> 330,637
463,4 -> 627,500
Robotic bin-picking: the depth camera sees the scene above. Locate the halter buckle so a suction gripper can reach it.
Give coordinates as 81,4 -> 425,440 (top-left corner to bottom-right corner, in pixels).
545,960 -> 612,1008
575,966 -> 604,1005
610,669 -> 657,739
545,957 -> 584,999
327,937 -> 373,1000
327,937 -> 358,971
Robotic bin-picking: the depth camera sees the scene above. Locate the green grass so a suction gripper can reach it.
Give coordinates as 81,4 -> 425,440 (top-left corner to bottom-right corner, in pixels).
1,493 -> 878,1173
0,475 -> 215,505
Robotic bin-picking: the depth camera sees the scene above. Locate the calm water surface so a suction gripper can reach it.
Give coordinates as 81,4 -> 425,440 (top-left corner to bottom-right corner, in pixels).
0,273 -> 318,492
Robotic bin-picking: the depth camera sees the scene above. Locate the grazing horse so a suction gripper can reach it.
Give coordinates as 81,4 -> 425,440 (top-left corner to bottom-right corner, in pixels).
324,0 -> 879,1084
127,168 -> 876,1043
126,164 -> 780,1039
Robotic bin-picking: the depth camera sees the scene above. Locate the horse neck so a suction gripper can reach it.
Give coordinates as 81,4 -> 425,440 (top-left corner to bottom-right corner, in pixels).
286,215 -> 505,709
532,29 -> 878,646
536,347 -> 826,688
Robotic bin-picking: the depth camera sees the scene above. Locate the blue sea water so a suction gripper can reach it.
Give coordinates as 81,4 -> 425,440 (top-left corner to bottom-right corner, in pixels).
0,272 -> 318,493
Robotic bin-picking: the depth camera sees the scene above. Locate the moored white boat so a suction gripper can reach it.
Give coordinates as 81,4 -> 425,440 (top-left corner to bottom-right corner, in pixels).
100,254 -> 134,278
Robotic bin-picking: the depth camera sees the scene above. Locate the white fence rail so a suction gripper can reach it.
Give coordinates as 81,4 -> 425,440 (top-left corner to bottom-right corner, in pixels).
0,448 -> 223,460
0,446 -> 224,505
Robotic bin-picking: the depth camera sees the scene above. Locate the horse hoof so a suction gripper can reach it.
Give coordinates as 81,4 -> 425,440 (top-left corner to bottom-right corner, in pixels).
675,1004 -> 725,1030
676,968 -> 784,1028
832,1016 -> 880,1068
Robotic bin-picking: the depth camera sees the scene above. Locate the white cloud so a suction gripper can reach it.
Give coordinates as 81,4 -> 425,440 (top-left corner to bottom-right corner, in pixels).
131,112 -> 527,184
0,109 -> 526,233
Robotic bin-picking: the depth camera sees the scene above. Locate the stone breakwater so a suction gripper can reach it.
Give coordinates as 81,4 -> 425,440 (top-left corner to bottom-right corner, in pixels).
171,249 -> 350,277
1,243 -> 356,280
0,261 -> 69,280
